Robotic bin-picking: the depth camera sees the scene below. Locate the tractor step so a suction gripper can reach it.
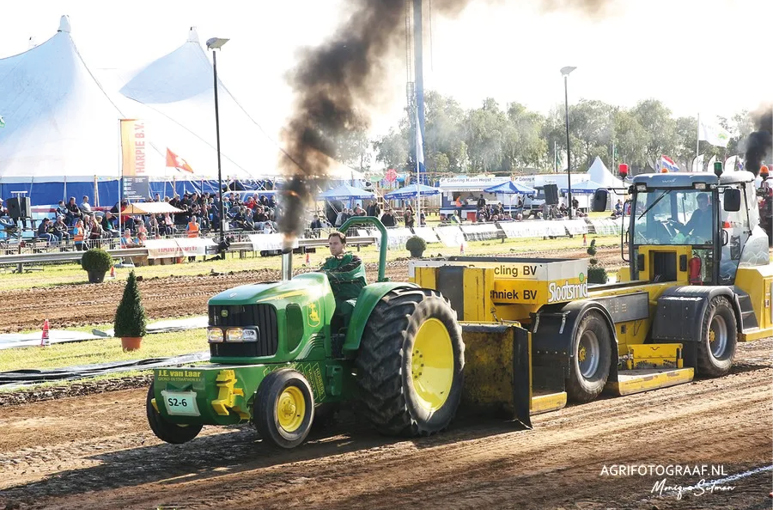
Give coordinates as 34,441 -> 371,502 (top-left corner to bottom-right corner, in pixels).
741,327 -> 772,342
606,367 -> 694,396
623,343 -> 683,370
531,391 -> 567,415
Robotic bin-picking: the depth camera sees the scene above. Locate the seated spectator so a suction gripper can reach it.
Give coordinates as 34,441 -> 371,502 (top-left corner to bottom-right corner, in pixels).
66,197 -> 82,226
72,219 -> 86,250
148,215 -> 160,238
52,216 -> 70,242
80,195 -> 93,220
439,213 -> 448,224
403,209 -> 415,228
55,200 -> 69,219
135,231 -> 148,247
37,218 -> 56,244
162,213 -> 175,236
88,217 -> 104,247
121,229 -> 134,248
0,199 -> 15,231
101,212 -> 118,237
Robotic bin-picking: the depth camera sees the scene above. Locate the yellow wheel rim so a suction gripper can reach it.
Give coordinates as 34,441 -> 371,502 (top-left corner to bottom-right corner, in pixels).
411,318 -> 454,411
578,346 -> 587,363
276,386 -> 305,433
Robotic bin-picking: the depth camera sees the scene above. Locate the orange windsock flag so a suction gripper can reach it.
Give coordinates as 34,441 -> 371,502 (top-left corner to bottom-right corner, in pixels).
166,148 -> 194,174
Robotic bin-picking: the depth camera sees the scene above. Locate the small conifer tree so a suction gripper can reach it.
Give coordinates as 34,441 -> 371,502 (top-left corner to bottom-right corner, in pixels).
114,271 -> 147,337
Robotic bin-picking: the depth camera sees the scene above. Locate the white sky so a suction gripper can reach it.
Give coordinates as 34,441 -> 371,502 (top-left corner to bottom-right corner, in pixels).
1,0 -> 771,143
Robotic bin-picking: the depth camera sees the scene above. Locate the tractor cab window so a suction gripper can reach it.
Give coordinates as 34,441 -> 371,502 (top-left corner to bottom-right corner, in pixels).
632,189 -> 714,246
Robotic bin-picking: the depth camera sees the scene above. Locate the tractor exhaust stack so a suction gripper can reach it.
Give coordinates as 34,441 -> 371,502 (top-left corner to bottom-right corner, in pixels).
281,249 -> 293,281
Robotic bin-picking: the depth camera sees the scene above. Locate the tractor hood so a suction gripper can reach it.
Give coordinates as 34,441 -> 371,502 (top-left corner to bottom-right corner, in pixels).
209,273 -> 334,309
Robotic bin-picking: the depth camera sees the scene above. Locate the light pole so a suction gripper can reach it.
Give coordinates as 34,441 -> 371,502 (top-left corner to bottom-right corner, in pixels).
206,37 -> 229,244
561,66 -> 576,220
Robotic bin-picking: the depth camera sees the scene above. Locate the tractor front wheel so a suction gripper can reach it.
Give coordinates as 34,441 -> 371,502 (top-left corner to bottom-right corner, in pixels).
356,287 -> 464,437
697,296 -> 737,377
566,311 -> 612,403
254,369 -> 315,449
146,383 -> 203,444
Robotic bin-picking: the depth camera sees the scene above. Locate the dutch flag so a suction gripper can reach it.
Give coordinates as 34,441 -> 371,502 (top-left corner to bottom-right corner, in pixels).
659,155 -> 679,173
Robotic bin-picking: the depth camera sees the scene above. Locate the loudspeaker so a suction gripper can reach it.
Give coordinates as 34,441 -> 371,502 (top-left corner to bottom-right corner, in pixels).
6,197 -> 31,219
543,184 -> 559,206
592,189 -> 609,212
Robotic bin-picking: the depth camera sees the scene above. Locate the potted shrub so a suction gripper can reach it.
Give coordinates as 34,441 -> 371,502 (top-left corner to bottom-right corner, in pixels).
114,270 -> 147,351
81,248 -> 114,284
586,239 -> 608,284
406,235 -> 427,258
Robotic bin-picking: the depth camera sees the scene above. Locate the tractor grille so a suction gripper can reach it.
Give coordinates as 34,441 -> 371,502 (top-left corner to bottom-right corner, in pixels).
208,304 -> 279,358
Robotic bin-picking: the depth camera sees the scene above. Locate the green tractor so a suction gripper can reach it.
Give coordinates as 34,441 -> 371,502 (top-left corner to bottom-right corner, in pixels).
146,217 -> 466,448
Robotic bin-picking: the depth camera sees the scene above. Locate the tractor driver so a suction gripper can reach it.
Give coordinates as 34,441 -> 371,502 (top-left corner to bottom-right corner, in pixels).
321,231 -> 367,334
673,192 -> 713,243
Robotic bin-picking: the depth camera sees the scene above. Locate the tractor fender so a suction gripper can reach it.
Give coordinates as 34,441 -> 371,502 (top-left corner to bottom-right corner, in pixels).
651,285 -> 742,344
342,282 -> 419,355
531,300 -> 619,382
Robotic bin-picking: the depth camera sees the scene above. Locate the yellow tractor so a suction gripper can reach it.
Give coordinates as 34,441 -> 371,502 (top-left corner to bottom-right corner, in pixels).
411,169 -> 771,426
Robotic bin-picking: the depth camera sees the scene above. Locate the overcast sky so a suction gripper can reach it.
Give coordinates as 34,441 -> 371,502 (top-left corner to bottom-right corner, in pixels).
2,0 -> 771,144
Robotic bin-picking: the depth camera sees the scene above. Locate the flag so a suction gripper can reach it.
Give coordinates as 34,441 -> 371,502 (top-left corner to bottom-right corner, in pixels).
0,115 -> 5,128
415,110 -> 426,185
166,148 -> 194,173
698,119 -> 731,148
724,155 -> 739,172
658,155 -> 679,173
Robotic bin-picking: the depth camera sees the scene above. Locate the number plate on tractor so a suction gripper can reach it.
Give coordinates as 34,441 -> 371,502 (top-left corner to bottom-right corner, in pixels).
161,390 -> 201,417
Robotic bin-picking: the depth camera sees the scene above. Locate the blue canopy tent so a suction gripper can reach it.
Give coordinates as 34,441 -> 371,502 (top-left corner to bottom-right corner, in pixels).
318,184 -> 375,200
483,181 -> 535,195
484,180 -> 535,212
383,184 -> 440,200
560,180 -> 606,194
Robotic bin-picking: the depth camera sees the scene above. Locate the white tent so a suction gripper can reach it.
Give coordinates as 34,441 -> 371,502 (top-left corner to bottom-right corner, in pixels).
586,156 -> 626,189
0,18 -> 362,185
0,16 -> 122,183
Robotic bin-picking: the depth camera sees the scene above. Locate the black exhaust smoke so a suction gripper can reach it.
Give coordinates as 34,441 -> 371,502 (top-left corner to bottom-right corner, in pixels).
744,105 -> 772,177
278,0 -> 613,243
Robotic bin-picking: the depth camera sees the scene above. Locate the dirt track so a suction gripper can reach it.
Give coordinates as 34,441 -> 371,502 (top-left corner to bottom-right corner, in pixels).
0,339 -> 770,509
0,246 -> 621,333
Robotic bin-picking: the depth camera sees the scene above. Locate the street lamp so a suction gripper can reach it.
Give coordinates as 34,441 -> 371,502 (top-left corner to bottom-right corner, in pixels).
206,37 -> 229,244
561,66 -> 576,220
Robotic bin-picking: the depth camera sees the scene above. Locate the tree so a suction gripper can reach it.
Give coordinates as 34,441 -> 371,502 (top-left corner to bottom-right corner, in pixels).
502,102 -> 547,170
334,129 -> 372,172
374,126 -> 409,172
632,99 -> 677,166
464,98 -> 508,172
114,270 -> 147,338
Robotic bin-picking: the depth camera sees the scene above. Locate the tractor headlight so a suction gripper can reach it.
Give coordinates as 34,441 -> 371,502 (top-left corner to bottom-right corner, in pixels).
225,328 -> 258,343
207,328 -> 224,343
635,184 -> 647,192
694,182 -> 707,190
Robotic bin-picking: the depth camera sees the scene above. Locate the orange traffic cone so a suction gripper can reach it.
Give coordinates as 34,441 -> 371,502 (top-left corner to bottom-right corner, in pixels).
110,266 -> 116,278
305,253 -> 311,266
40,319 -> 50,347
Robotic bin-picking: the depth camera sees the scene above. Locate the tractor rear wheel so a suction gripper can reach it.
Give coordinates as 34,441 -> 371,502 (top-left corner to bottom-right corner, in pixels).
254,369 -> 315,449
697,296 -> 737,377
356,287 -> 464,436
566,311 -> 612,403
146,383 -> 203,444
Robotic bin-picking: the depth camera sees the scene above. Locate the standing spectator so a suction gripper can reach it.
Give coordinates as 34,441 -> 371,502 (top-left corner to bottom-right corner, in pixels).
477,194 -> 486,209
72,219 -> 85,250
37,218 -> 56,244
310,215 -> 324,237
187,215 -> 200,237
404,209 -> 415,228
366,200 -> 380,217
153,193 -> 161,202
381,208 -> 395,227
